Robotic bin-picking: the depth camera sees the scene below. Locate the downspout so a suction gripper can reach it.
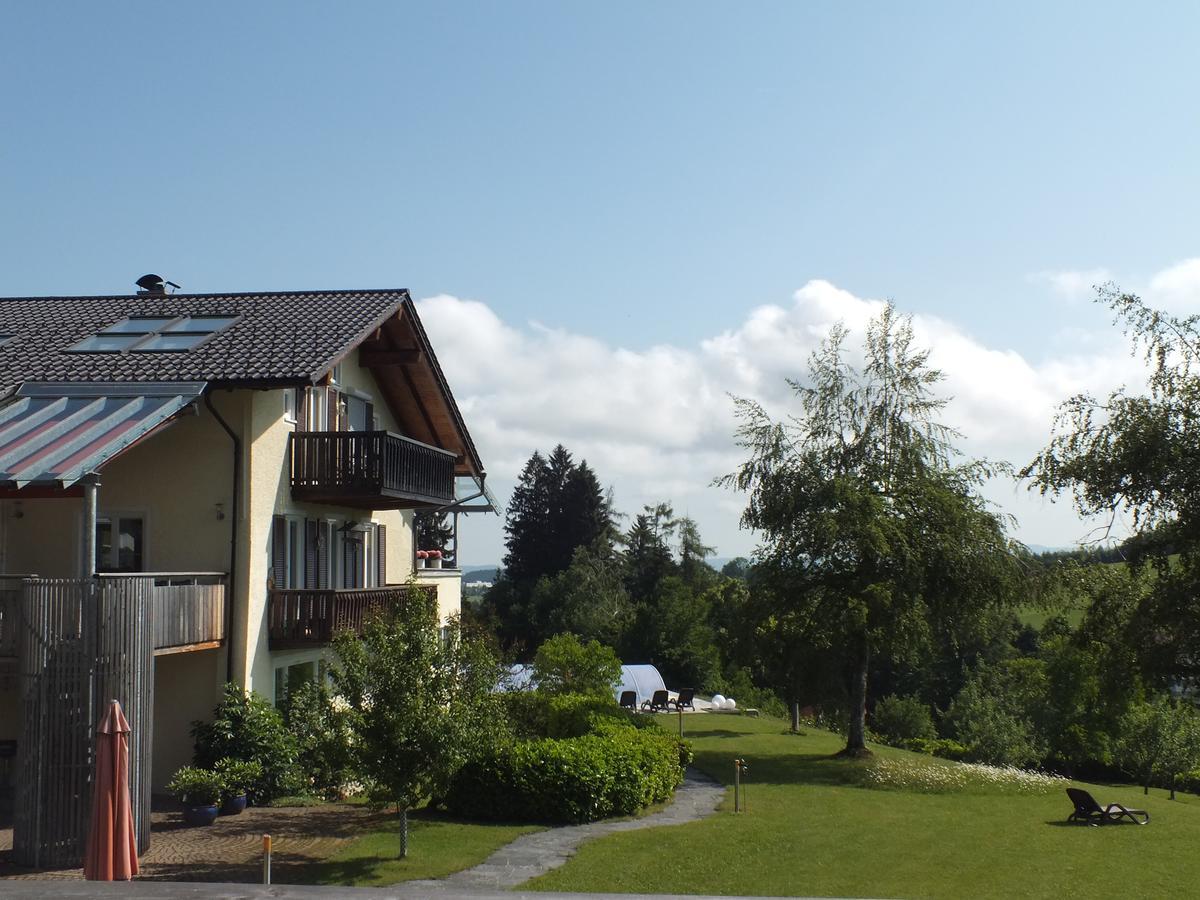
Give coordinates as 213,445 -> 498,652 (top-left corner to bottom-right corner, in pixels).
205,390 -> 241,685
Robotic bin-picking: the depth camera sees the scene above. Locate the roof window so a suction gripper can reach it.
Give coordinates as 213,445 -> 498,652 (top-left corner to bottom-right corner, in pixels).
67,315 -> 239,354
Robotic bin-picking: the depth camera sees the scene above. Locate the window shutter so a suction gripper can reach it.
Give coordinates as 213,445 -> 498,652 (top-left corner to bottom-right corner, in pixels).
365,401 -> 375,432
296,389 -> 308,433
304,519 -> 318,588
376,524 -> 387,585
271,515 -> 287,589
317,521 -> 330,589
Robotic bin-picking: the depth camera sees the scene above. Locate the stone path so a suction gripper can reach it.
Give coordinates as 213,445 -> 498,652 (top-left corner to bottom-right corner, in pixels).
401,766 -> 726,894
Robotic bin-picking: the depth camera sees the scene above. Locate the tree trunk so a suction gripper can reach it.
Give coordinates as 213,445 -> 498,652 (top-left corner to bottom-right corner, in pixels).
790,699 -> 801,733
1171,776 -> 1176,801
840,632 -> 872,758
397,806 -> 409,858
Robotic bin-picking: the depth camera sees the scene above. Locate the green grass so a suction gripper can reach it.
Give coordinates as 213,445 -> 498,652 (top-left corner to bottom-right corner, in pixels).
291,809 -> 541,887
526,713 -> 1200,899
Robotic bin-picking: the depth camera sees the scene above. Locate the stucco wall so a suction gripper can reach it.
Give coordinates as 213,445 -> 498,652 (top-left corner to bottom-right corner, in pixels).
152,648 -> 222,790
2,401 -> 236,577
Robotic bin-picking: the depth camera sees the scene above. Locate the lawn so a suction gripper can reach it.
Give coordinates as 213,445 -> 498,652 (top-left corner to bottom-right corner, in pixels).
526,713 -> 1200,899
291,809 -> 540,887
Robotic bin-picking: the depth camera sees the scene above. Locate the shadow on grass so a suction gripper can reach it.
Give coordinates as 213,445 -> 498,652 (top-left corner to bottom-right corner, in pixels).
692,748 -> 871,789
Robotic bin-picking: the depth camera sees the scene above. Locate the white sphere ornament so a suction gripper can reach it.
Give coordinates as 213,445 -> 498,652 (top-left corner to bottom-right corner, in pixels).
726,698 -> 737,710
711,694 -> 726,709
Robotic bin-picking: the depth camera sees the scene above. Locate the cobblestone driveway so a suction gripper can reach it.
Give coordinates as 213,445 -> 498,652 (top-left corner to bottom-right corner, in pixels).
0,801 -> 389,883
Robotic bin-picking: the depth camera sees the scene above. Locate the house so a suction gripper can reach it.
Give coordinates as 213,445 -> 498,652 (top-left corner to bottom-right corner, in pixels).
0,281 -> 492,867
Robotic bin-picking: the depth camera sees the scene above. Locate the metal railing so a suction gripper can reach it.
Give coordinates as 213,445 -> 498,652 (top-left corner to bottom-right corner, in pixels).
267,584 -> 436,650
290,430 -> 457,507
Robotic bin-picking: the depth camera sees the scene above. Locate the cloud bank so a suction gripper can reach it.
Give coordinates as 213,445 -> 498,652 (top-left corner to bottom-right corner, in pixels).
420,267 -> 1184,564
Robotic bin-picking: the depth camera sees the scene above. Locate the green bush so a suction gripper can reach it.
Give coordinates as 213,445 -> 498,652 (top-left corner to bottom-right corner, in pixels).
192,684 -> 303,803
283,680 -> 355,798
872,694 -> 937,742
443,722 -> 684,824
214,758 -> 263,799
501,691 -> 644,739
167,766 -> 224,806
895,737 -> 970,760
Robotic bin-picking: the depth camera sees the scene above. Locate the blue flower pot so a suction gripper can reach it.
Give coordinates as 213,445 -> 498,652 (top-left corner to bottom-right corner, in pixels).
183,804 -> 220,827
220,794 -> 248,816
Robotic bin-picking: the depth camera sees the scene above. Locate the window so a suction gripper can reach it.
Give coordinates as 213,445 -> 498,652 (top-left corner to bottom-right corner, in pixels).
273,660 -> 317,708
272,517 -> 385,590
283,388 -> 297,424
67,314 -> 239,353
95,515 -> 144,572
0,334 -> 15,348
304,387 -> 329,431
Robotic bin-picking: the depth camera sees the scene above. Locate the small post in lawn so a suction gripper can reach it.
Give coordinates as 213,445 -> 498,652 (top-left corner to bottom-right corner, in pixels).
679,704 -> 684,738
734,758 -> 741,812
262,834 -> 271,884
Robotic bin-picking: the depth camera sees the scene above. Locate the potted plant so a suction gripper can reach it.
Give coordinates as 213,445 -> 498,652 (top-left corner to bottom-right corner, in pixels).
215,757 -> 262,815
416,549 -> 428,569
428,549 -> 442,569
167,766 -> 225,827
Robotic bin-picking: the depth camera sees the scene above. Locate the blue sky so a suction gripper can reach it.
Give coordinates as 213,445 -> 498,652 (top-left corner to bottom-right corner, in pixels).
4,4 -> 1199,563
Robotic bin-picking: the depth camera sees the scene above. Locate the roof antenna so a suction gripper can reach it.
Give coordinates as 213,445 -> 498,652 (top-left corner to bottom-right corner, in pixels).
135,274 -> 181,295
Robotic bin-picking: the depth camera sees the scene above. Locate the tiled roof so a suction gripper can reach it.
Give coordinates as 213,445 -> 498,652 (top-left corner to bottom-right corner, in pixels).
0,289 -> 409,395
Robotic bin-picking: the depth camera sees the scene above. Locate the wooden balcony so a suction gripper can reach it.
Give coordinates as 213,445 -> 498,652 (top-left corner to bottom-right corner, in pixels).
0,573 -> 226,658
290,430 -> 457,509
268,584 -> 436,650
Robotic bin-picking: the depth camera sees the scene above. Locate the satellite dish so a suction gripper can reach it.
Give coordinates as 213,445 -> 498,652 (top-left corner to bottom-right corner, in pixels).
135,273 -> 164,292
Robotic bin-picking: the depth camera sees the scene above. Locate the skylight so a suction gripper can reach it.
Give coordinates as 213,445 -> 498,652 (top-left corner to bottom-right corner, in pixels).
67,315 -> 239,353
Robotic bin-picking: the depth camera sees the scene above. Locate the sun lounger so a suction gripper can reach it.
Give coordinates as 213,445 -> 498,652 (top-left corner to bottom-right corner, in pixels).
641,689 -> 670,712
1066,787 -> 1149,825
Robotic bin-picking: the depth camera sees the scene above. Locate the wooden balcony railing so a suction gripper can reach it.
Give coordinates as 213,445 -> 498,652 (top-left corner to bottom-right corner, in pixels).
145,574 -> 226,652
0,573 -> 226,658
268,584 -> 436,650
290,431 -> 457,509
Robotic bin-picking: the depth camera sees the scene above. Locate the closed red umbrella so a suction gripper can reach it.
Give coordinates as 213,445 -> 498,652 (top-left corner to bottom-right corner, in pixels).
83,699 -> 139,881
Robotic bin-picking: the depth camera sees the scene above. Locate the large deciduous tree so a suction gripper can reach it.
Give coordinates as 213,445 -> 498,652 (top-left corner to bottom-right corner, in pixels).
1026,285 -> 1200,688
721,304 -> 1023,755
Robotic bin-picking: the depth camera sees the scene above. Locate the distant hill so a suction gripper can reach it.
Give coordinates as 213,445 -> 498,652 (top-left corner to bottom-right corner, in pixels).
462,566 -> 499,584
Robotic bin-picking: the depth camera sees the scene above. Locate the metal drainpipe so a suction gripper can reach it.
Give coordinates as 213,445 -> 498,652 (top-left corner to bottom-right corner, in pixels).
205,390 -> 241,685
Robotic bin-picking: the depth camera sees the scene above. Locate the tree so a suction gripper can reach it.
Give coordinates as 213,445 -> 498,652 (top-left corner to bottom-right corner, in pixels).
415,511 -> 455,561
532,632 -> 622,696
721,304 -> 1024,755
333,598 -> 500,857
536,545 -> 633,649
487,446 -> 617,651
1026,285 -> 1200,688
677,516 -> 717,590
624,503 -> 678,603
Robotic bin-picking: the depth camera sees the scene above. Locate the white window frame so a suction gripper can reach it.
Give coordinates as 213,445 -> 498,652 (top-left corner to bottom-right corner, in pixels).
305,386 -> 329,431
89,509 -> 149,574
283,387 -> 297,424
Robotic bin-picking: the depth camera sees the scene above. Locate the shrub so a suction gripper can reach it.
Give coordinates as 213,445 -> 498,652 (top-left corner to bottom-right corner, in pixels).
872,694 -> 936,742
214,758 -> 263,799
167,766 -> 225,806
443,723 -> 684,824
895,737 -> 970,760
192,684 -> 303,803
502,691 -> 642,739
532,633 -> 622,697
283,680 -> 355,798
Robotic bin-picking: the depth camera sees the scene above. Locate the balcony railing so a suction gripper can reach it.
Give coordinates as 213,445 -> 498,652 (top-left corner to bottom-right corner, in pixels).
0,573 -> 226,657
290,430 -> 457,508
267,584 -> 436,650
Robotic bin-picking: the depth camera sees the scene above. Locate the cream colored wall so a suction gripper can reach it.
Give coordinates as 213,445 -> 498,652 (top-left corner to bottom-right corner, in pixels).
239,351 -> 441,695
416,568 -> 462,622
3,402 -> 235,577
152,648 -> 222,790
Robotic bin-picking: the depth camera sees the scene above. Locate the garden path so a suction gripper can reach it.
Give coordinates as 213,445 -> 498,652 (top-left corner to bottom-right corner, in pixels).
399,766 -> 725,894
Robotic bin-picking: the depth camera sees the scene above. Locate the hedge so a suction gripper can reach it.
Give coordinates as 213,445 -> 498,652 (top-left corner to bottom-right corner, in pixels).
501,691 -> 653,739
443,722 -> 684,823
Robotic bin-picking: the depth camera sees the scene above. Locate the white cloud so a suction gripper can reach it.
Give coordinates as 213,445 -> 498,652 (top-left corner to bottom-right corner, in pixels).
1148,258 -> 1200,312
1031,268 -> 1113,302
419,271 -> 1164,565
